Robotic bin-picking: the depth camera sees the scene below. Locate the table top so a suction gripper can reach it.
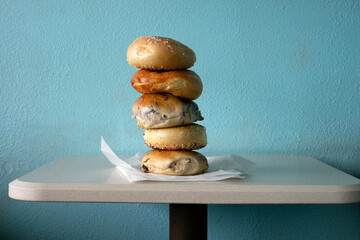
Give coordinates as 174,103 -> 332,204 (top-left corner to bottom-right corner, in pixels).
8,155 -> 360,204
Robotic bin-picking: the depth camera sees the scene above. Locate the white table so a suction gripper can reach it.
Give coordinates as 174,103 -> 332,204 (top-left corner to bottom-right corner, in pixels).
8,155 -> 360,240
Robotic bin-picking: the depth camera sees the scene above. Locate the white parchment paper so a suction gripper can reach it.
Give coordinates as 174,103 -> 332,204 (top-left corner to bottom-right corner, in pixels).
101,137 -> 255,182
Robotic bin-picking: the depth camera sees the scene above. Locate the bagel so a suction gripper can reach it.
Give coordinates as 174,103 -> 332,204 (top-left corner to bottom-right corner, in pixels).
132,93 -> 203,129
127,36 -> 196,70
141,150 -> 208,176
143,124 -> 207,150
131,69 -> 203,100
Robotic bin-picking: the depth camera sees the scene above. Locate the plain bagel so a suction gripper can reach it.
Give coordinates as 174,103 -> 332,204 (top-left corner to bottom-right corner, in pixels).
131,69 -> 203,100
141,150 -> 208,176
127,36 -> 196,70
143,123 -> 207,150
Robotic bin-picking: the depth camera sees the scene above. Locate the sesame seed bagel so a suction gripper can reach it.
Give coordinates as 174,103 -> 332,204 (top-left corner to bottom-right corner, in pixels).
127,36 -> 196,70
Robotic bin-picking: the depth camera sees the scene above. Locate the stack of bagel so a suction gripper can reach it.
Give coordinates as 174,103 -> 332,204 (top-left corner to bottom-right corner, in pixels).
127,36 -> 208,176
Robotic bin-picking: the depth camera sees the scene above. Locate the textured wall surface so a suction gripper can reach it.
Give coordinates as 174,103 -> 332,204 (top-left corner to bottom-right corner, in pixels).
1,0 -> 359,239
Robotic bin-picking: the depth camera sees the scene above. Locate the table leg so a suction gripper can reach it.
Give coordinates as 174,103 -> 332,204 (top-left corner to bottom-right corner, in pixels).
169,204 -> 207,240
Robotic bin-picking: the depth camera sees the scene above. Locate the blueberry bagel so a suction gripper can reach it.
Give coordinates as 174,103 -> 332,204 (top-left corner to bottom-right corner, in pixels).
132,93 -> 203,129
141,150 -> 208,176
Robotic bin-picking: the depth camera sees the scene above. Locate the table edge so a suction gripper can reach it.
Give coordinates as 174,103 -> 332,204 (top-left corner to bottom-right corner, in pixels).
9,179 -> 360,204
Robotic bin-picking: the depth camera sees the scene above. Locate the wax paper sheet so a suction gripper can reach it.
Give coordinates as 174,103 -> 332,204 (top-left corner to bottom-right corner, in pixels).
101,137 -> 254,182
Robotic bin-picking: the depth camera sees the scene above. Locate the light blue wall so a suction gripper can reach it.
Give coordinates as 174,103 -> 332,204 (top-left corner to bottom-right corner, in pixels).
1,0 -> 359,239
